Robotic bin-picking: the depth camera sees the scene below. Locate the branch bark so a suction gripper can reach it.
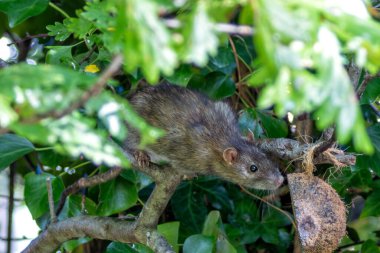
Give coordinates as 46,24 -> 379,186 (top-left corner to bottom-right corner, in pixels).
256,137 -> 356,167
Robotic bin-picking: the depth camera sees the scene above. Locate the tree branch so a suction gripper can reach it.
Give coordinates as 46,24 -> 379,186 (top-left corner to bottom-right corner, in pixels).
21,216 -> 137,253
25,54 -> 123,123
256,138 -> 356,167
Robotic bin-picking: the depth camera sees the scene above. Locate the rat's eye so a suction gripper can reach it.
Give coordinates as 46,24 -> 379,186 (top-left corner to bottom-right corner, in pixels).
249,164 -> 258,173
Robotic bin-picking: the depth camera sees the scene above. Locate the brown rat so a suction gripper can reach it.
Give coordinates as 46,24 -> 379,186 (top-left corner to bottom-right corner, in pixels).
125,83 -> 284,190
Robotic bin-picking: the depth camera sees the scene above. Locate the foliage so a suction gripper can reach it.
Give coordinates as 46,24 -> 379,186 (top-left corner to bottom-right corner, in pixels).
0,0 -> 380,252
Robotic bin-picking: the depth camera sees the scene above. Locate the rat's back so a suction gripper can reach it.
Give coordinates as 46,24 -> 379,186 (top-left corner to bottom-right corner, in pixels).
129,83 -> 237,138
127,83 -> 239,170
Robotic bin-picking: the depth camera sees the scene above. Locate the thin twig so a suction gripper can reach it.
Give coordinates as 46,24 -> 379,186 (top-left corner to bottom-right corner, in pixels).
25,54 -> 123,123
7,34 -> 49,46
0,237 -> 30,241
7,164 -> 15,253
79,46 -> 97,65
163,18 -> 255,36
46,177 -> 57,223
357,72 -> 380,98
240,185 -> 297,229
55,166 -> 123,216
0,194 -> 23,202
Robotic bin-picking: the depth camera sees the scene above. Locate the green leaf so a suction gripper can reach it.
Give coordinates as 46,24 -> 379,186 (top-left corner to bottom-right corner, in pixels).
349,216 -> 380,241
158,222 -> 180,253
171,182 -> 208,236
0,134 -> 35,171
0,64 -> 97,116
86,92 -> 164,145
216,236 -> 237,253
255,110 -> 288,138
181,1 -> 218,66
106,242 -> 153,253
360,78 -> 380,105
361,191 -> 380,218
368,124 -> 380,152
188,72 -> 235,100
24,172 -> 64,219
171,178 -> 231,236
0,0 -> 49,27
46,21 -> 72,41
183,234 -> 214,253
120,0 -> 177,82
202,210 -> 221,238
0,95 -> 18,128
45,46 -> 75,66
238,109 -> 264,138
62,238 -> 92,252
164,65 -> 194,87
12,114 -> 130,168
98,171 -> 138,216
59,195 -> 97,219
260,225 -> 280,244
362,239 -> 380,253
331,166 -> 372,195
207,46 -> 236,75
38,150 -> 67,168
67,17 -> 94,39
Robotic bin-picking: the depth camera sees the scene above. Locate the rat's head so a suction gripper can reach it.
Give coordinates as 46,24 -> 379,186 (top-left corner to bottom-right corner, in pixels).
222,144 -> 284,190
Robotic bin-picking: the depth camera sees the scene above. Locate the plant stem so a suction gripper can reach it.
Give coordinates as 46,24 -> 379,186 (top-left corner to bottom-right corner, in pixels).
49,2 -> 70,19
35,147 -> 54,151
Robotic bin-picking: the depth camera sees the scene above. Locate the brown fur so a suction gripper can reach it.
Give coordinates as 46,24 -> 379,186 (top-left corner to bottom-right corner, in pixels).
125,83 -> 283,190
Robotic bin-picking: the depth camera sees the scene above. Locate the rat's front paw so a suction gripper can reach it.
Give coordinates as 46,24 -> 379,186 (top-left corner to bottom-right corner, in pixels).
134,150 -> 150,168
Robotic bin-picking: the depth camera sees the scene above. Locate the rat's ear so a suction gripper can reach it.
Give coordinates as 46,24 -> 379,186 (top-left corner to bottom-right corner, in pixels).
223,147 -> 238,165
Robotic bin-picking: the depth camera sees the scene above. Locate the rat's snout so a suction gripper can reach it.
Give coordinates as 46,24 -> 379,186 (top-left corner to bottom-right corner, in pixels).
275,175 -> 284,188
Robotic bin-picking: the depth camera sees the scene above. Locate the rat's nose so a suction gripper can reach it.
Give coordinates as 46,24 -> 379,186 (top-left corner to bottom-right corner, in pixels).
276,176 -> 284,188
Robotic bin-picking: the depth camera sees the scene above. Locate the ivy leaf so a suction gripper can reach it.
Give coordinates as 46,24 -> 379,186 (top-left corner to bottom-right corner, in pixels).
0,134 -> 35,171
24,172 -> 64,219
106,242 -> 153,253
59,195 -> 97,219
158,222 -> 180,253
62,238 -> 92,252
360,191 -> 380,218
164,65 -> 194,87
183,234 -> 214,253
255,110 -> 288,138
207,46 -> 236,75
171,181 -> 208,236
361,239 -> 380,253
187,72 -> 235,100
46,21 -> 72,41
171,178 -> 231,237
98,171 -> 138,216
202,210 -> 221,238
0,0 -> 49,27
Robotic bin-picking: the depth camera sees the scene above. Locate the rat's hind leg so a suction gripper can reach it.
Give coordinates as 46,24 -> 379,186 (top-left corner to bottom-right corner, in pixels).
123,128 -> 150,167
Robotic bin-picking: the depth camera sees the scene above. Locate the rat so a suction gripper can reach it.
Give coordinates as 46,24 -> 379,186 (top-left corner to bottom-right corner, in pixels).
124,83 -> 284,190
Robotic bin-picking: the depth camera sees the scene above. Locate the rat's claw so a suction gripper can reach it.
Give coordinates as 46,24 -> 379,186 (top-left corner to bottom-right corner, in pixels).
134,150 -> 150,168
